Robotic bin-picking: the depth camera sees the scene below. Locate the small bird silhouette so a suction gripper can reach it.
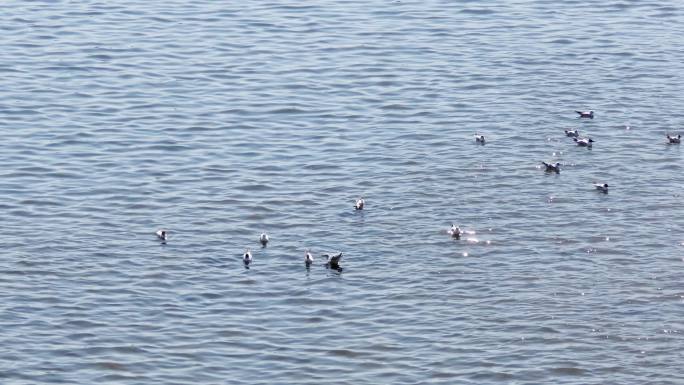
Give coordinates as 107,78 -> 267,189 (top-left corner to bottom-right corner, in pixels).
564,129 -> 580,137
259,233 -> 269,247
243,249 -> 252,265
541,161 -> 561,173
594,183 -> 609,193
575,110 -> 594,119
448,224 -> 462,239
304,249 -> 314,267
323,252 -> 343,270
156,229 -> 168,241
574,137 -> 594,147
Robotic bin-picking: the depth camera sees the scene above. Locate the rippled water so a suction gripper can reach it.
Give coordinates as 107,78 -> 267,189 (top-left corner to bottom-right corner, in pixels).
2,1 -> 683,384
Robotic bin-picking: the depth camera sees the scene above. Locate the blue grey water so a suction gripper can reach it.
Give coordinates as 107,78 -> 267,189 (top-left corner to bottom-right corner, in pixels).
1,1 -> 683,384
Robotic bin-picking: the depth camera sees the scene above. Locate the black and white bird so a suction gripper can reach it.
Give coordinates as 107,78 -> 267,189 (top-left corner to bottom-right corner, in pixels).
323,252 -> 343,269
564,129 -> 580,137
304,249 -> 314,267
541,161 -> 561,173
667,134 -> 681,144
574,137 -> 594,147
475,134 -> 486,144
243,249 -> 252,265
156,229 -> 168,241
594,183 -> 609,193
448,224 -> 462,239
259,233 -> 269,247
575,110 -> 594,119
354,197 -> 365,210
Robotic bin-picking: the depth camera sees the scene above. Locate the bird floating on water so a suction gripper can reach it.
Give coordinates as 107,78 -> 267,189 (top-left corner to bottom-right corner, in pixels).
156,229 -> 168,241
355,197 -> 365,210
667,134 -> 681,144
541,161 -> 561,173
448,224 -> 462,239
564,129 -> 580,137
323,252 -> 343,270
475,134 -> 486,144
594,183 -> 609,193
259,233 -> 269,247
243,249 -> 252,265
575,110 -> 594,119
304,249 -> 314,267
574,137 -> 594,147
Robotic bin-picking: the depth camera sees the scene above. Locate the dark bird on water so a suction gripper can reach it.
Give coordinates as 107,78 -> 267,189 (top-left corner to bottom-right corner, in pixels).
667,134 -> 681,144
564,129 -> 580,137
574,137 -> 594,147
448,224 -> 462,239
323,252 -> 343,270
594,183 -> 609,193
576,110 -> 594,119
541,161 -> 561,173
156,229 -> 168,241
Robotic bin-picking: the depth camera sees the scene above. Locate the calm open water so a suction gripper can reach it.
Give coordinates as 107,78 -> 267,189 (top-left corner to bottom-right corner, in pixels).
1,1 -> 683,384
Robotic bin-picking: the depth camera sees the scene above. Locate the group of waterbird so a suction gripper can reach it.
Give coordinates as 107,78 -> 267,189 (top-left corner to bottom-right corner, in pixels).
154,111 -> 679,268
541,110 -> 680,194
249,233 -> 344,270
155,198 -> 366,270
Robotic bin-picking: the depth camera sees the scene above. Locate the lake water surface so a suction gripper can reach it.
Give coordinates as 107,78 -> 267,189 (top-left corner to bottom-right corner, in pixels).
1,1 -> 683,384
